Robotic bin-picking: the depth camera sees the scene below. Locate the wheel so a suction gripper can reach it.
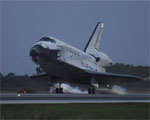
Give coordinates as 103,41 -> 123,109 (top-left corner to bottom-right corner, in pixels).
88,88 -> 92,94
59,88 -> 63,94
55,88 -> 59,94
92,88 -> 95,94
88,88 -> 95,94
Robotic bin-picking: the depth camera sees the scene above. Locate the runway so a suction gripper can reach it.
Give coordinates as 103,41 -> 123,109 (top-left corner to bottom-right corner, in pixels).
0,93 -> 149,104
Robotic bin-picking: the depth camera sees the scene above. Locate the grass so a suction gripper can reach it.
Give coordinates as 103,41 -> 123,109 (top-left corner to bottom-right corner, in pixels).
1,103 -> 149,120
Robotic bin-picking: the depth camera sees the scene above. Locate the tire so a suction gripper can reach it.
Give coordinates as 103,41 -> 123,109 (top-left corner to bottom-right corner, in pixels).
88,88 -> 91,94
55,88 -> 59,94
60,88 -> 63,94
92,88 -> 95,94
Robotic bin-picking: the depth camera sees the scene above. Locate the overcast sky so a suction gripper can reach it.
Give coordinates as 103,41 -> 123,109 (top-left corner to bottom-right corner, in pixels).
1,1 -> 149,75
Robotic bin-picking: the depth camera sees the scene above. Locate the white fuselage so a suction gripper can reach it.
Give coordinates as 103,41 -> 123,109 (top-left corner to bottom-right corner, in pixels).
32,36 -> 112,73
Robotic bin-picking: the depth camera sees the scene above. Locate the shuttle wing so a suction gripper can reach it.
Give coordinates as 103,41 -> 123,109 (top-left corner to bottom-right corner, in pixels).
54,60 -> 142,85
30,72 -> 47,79
30,60 -> 142,86
86,70 -> 142,85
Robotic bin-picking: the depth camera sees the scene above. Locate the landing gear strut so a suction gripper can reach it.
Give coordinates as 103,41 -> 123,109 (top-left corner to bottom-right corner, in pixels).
88,88 -> 95,94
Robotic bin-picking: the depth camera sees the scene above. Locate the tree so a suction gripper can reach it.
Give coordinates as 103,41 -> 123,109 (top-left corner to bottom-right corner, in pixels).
0,72 -> 3,79
6,73 -> 15,77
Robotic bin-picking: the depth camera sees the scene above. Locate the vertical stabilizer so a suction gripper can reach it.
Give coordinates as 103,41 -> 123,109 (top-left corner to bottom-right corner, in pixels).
84,22 -> 104,53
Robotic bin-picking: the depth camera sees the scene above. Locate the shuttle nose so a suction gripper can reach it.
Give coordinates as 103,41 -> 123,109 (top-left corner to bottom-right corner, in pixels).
30,44 -> 61,64
30,45 -> 44,56
30,45 -> 45,63
30,48 -> 38,57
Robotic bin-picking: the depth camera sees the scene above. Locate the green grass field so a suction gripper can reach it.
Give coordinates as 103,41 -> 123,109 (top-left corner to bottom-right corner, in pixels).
1,103 -> 149,120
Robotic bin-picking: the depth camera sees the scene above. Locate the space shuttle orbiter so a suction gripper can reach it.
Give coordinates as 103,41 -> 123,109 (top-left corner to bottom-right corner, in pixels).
30,22 -> 141,94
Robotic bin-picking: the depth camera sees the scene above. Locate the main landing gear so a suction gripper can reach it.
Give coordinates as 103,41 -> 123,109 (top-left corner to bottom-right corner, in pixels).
55,83 -> 64,94
88,88 -> 95,94
55,88 -> 64,94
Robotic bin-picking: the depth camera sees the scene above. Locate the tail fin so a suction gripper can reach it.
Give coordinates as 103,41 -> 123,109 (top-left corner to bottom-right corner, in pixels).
84,22 -> 104,53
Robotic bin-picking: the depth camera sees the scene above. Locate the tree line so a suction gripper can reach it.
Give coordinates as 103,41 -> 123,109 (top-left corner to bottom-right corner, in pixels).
106,63 -> 149,78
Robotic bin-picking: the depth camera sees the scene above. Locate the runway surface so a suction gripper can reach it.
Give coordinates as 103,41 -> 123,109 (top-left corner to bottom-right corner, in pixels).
0,93 -> 149,104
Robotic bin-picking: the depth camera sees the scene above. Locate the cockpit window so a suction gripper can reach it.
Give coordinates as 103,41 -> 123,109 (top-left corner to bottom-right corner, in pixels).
39,37 -> 56,43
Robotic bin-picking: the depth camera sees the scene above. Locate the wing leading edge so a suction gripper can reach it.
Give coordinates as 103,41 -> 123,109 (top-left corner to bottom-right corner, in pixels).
30,72 -> 47,79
